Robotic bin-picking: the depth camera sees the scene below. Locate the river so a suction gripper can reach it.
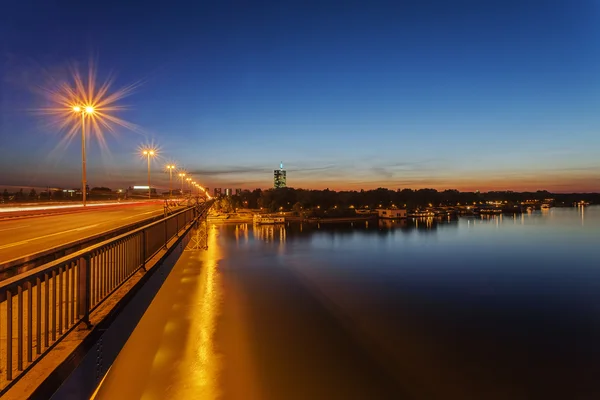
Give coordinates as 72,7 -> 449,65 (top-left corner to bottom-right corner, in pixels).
220,206 -> 600,399
97,205 -> 600,400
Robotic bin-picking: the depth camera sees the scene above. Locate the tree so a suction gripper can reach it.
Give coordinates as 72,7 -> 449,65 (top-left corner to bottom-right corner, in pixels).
292,202 -> 303,215
29,189 -> 37,199
91,187 -> 112,193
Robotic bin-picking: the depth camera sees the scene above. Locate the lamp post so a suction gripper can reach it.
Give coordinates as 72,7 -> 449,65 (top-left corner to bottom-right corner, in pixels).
142,149 -> 155,199
166,165 -> 176,198
186,178 -> 192,196
72,105 -> 95,207
178,173 -> 186,197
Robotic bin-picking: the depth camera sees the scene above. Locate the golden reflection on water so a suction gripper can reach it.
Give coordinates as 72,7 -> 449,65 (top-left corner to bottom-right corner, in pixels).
253,224 -> 287,244
184,224 -> 222,399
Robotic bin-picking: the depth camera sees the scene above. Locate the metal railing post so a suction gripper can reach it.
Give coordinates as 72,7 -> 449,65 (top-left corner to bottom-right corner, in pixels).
78,255 -> 92,328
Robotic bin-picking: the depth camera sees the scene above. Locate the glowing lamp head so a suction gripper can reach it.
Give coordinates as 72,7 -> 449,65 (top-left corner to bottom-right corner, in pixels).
85,106 -> 95,114
143,150 -> 148,155
72,106 -> 81,113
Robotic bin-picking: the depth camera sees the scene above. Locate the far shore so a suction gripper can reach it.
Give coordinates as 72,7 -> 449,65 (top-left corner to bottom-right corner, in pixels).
207,213 -> 378,224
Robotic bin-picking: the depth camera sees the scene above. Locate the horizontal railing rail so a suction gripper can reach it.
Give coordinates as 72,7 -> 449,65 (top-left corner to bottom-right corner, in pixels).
0,201 -> 212,393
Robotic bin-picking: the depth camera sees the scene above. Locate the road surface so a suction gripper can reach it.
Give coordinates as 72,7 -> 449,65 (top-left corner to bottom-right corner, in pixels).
0,203 -> 167,263
93,227 -> 402,400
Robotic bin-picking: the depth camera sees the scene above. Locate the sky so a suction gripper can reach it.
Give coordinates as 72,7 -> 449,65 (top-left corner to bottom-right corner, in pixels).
1,0 -> 599,193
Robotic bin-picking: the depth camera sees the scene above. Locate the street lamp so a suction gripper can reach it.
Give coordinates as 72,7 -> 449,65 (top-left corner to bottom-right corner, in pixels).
166,165 -> 176,198
72,105 -> 95,207
178,172 -> 186,197
142,149 -> 156,199
186,177 -> 192,195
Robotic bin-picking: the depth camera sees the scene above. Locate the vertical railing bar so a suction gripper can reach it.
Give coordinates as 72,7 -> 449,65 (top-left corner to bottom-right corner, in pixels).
122,240 -> 126,280
74,262 -> 79,321
93,253 -> 99,306
51,270 -> 56,342
98,250 -> 102,302
104,247 -> 108,297
27,281 -> 33,363
58,266 -> 63,336
110,244 -> 114,291
36,277 -> 41,355
90,254 -> 94,308
102,246 -> 107,297
129,237 -> 133,276
44,273 -> 49,348
89,255 -> 94,308
120,241 -> 125,282
139,233 -> 142,271
17,285 -> 23,371
108,245 -> 112,293
7,289 -> 13,380
99,250 -> 104,301
119,242 -> 123,285
104,246 -> 109,295
71,261 -> 76,324
142,229 -> 147,270
114,243 -> 118,284
66,264 -> 71,328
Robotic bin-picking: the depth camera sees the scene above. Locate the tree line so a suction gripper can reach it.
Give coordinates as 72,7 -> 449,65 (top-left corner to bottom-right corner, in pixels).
214,187 -> 600,213
1,187 -> 115,202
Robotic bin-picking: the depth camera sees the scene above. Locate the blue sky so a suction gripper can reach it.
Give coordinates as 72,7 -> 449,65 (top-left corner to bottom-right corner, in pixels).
1,0 -> 599,192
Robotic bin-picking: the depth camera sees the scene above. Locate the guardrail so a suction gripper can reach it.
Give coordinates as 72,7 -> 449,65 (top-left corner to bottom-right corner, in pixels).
0,203 -> 209,392
0,208 -> 186,279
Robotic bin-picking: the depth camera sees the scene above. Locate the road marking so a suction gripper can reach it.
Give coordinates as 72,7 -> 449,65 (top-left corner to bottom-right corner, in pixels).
122,210 -> 162,220
0,224 -> 100,250
0,225 -> 31,232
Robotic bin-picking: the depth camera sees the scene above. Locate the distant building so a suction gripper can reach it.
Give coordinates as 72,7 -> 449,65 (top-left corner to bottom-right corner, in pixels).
235,188 -> 242,196
377,209 -> 407,219
274,162 -> 287,189
225,188 -> 232,197
126,186 -> 157,197
214,188 -> 222,197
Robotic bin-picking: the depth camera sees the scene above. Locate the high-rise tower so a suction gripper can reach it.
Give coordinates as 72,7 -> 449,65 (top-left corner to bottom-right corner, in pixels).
274,162 -> 287,188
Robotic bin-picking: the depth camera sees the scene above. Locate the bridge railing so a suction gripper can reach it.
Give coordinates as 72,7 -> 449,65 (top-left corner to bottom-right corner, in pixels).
0,204 -> 207,393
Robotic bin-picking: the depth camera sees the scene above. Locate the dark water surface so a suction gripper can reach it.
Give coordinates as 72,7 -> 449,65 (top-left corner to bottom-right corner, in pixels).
219,206 -> 600,399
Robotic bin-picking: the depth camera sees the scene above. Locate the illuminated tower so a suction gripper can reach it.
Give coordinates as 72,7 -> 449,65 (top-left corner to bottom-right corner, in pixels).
274,162 -> 287,189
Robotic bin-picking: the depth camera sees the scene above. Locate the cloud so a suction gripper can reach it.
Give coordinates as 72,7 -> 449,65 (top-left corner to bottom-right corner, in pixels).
188,166 -> 272,176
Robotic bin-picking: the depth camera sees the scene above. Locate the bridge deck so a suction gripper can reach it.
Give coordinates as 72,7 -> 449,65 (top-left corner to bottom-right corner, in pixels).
93,229 -> 401,399
0,203 -> 166,264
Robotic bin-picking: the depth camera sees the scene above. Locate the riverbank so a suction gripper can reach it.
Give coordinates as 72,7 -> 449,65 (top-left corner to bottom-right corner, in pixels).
208,214 -> 378,224
286,216 -> 376,223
